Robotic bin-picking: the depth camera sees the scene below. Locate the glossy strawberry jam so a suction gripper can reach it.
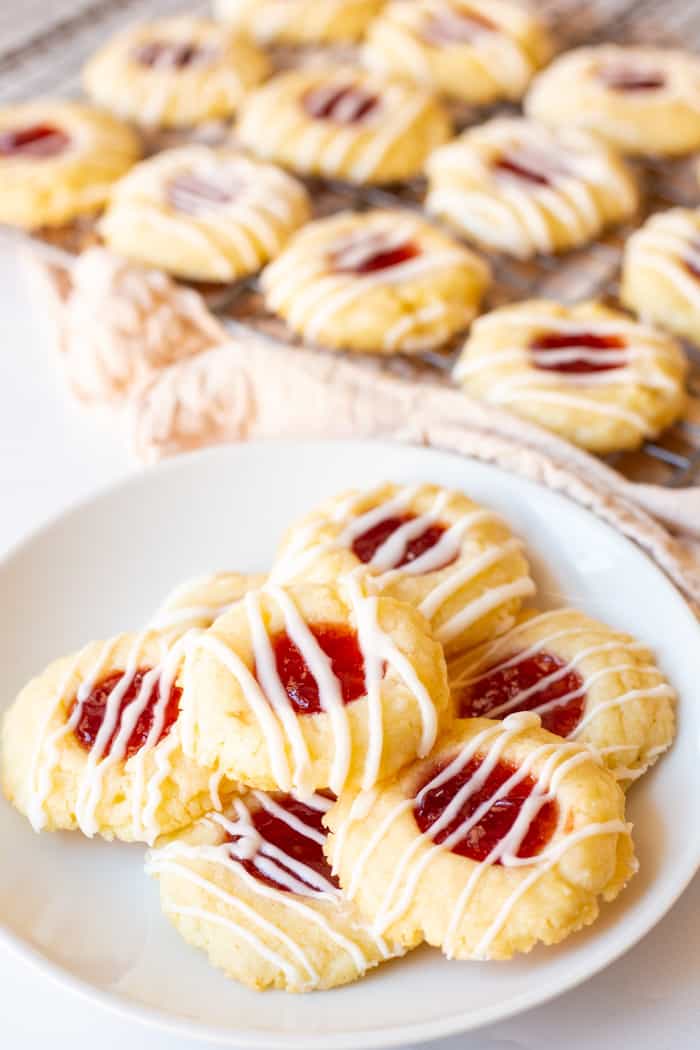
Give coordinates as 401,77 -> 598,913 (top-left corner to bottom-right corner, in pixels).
303,84 -> 380,124
598,65 -> 666,92
231,794 -> 339,894
458,651 -> 585,738
133,41 -> 209,68
530,330 -> 627,374
0,124 -> 69,159
71,669 -> 181,759
414,755 -> 558,862
351,513 -> 456,571
167,172 -> 238,214
423,8 -> 496,46
267,623 -> 367,715
493,152 -> 554,187
332,235 -> 420,274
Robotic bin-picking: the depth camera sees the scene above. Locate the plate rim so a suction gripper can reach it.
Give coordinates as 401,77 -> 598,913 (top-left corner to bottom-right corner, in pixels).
2,438 -> 699,1048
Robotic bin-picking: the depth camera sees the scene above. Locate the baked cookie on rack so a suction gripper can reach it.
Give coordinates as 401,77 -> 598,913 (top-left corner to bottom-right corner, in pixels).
621,207 -> 700,348
2,632 -> 222,843
449,608 -> 676,786
214,0 -> 384,45
83,16 -> 268,130
526,45 -> 700,156
0,101 -> 139,230
325,712 -> 636,959
99,147 -> 311,282
272,482 -> 534,653
363,0 -> 552,105
260,209 -> 490,354
454,300 -> 688,454
147,789 -> 407,992
425,116 -> 638,259
180,576 -> 451,796
236,67 -> 451,184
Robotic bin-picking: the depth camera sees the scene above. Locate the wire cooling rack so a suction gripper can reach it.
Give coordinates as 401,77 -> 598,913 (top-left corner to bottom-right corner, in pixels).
2,0 -> 700,484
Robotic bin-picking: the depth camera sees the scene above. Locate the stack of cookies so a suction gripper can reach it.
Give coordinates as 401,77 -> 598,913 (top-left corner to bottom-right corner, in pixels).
2,481 -> 675,991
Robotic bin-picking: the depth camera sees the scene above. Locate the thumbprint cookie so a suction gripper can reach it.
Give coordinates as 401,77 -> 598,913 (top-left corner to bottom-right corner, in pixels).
99,147 -> 311,282
83,16 -> 268,130
449,609 -> 676,786
236,68 -> 452,184
180,577 -> 451,796
526,45 -> 700,157
325,713 -> 636,960
454,300 -> 688,454
425,116 -> 638,259
1,631 -> 227,843
149,571 -> 269,644
0,101 -> 139,230
260,209 -> 490,354
363,0 -> 552,105
147,789 -> 407,992
621,208 -> 700,349
272,482 -> 534,654
214,0 -> 384,45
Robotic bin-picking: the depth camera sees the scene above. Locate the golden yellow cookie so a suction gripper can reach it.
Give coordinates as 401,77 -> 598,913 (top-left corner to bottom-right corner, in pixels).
526,45 -> 700,157
425,116 -> 638,259
272,482 -> 534,653
621,207 -> 700,349
99,147 -> 311,282
83,16 -> 268,129
150,571 -> 268,643
454,300 -> 688,454
1,630 -> 228,844
214,0 -> 384,44
147,789 -> 407,992
363,0 -> 552,104
325,713 -> 636,960
448,608 -> 676,786
0,101 -> 139,230
260,209 -> 490,353
237,67 -> 451,184
180,576 -> 451,795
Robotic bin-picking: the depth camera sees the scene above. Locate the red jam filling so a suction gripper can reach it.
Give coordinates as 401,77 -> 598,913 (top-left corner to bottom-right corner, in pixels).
0,124 -> 69,159
530,330 -> 627,374
423,9 -> 496,46
303,84 -> 380,124
685,240 -> 700,281
351,513 -> 457,572
265,623 -> 367,715
166,172 -> 239,214
332,234 -> 420,274
133,40 -> 209,69
493,151 -> 554,187
414,755 -> 558,862
71,668 -> 181,759
458,651 -> 585,738
598,65 -> 666,92
231,794 -> 339,894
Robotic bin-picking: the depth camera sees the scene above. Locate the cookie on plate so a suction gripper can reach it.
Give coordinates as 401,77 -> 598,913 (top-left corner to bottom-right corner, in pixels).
180,576 -> 452,795
147,789 -> 408,992
526,45 -> 700,156
0,101 -> 139,229
621,207 -> 700,348
325,713 -> 636,959
1,632 -> 223,843
425,116 -> 638,258
237,67 -> 451,184
454,300 -> 688,453
214,0 -> 384,44
99,147 -> 311,282
83,16 -> 268,129
260,209 -> 490,353
363,0 -> 552,104
272,482 -> 534,653
150,571 -> 269,642
449,608 -> 676,785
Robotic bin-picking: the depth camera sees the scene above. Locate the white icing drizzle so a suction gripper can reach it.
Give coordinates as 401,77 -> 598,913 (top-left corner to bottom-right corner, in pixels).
332,712 -> 629,958
147,789 -> 388,990
625,208 -> 700,314
186,579 -> 440,794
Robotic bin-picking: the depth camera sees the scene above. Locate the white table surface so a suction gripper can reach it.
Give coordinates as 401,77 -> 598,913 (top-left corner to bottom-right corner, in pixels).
1,244 -> 698,1049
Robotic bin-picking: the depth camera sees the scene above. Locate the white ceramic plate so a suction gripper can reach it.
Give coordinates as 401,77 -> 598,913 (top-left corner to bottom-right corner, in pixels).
1,440 -> 699,1049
